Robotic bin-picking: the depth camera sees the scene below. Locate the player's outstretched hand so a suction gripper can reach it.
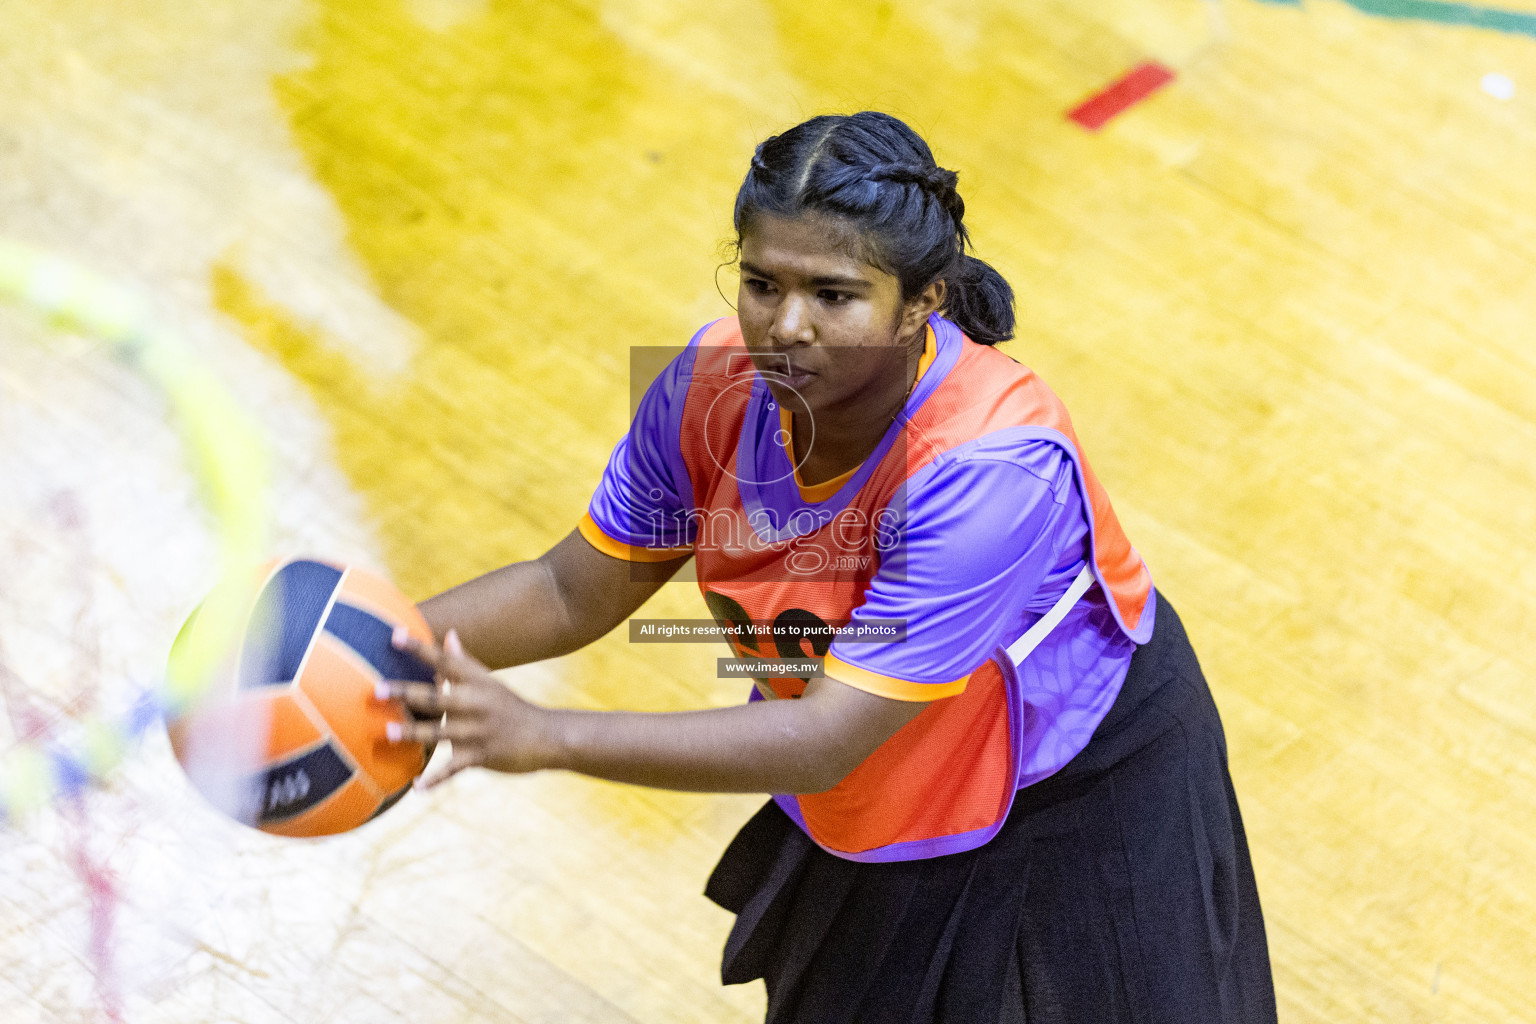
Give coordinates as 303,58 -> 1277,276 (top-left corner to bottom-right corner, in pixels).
380,627 -> 553,790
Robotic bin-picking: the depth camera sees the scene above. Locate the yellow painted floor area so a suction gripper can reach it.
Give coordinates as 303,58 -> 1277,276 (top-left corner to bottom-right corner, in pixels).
3,0 -> 1536,1021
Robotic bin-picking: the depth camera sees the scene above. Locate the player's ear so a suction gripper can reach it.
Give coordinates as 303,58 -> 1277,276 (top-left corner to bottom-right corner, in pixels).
900,278 -> 945,336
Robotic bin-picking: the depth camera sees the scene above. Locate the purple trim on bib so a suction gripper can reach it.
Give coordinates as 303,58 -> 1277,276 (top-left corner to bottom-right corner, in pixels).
908,313 -> 965,413
823,820 -> 1008,862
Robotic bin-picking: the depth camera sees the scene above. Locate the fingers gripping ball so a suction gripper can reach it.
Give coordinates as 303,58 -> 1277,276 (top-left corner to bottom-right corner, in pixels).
166,559 -> 438,837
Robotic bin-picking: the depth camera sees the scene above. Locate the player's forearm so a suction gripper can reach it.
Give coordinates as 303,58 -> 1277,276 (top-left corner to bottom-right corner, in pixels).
418,559 -> 580,670
417,530 -> 685,671
539,698 -> 860,795
387,633 -> 928,794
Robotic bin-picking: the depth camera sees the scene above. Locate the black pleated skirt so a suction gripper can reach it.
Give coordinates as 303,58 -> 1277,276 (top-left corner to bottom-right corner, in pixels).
705,595 -> 1278,1024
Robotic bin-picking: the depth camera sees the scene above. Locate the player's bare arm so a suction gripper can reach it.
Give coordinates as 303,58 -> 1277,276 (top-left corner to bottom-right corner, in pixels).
385,532 -> 927,793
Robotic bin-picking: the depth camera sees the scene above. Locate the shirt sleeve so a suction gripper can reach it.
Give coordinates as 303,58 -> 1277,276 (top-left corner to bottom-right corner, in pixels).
825,436 -> 1091,701
581,346 -> 697,561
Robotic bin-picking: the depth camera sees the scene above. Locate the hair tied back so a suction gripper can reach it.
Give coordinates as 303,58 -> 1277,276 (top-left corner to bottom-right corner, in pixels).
734,112 -> 1015,344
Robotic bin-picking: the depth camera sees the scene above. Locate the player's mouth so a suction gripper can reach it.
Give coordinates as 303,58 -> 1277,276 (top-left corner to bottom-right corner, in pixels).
756,356 -> 818,391
776,367 -> 816,389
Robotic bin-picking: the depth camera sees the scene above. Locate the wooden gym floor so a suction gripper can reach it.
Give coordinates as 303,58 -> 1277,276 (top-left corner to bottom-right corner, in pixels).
1,1 -> 1534,1020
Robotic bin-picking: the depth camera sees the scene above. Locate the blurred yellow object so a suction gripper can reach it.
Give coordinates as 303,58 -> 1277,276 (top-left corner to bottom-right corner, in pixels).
0,238 -> 271,819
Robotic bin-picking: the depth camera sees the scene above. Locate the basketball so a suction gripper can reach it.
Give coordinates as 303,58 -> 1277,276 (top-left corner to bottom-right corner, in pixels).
165,558 -> 437,837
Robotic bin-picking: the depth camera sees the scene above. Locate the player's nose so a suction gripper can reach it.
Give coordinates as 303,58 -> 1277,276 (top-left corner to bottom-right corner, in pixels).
768,293 -> 815,346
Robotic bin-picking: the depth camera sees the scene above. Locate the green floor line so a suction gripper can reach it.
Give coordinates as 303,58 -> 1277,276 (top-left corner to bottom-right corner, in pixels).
1253,0 -> 1536,40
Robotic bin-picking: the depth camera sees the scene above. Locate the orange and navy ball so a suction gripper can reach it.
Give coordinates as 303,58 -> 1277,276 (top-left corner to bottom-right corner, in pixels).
166,558 -> 437,837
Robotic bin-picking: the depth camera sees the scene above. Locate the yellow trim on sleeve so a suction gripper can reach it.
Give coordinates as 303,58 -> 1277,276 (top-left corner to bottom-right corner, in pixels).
824,651 -> 968,702
577,513 -> 692,563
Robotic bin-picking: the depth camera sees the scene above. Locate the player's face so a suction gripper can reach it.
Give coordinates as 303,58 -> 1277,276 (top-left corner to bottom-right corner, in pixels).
736,213 -> 938,420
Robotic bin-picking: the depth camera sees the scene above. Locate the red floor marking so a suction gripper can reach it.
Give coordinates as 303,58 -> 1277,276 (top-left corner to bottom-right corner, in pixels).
1068,61 -> 1177,131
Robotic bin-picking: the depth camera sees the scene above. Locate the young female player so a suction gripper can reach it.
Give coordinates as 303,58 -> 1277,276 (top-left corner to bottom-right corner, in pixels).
383,111 -> 1279,1023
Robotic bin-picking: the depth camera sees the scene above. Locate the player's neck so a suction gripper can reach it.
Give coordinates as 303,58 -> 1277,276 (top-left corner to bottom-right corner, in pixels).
790,361 -> 917,486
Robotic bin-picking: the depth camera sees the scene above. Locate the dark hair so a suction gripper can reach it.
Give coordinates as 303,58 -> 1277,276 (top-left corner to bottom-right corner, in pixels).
733,111 -> 1015,345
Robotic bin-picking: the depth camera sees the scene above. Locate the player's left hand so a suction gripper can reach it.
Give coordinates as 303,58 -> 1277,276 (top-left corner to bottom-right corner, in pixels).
380,627 -> 554,789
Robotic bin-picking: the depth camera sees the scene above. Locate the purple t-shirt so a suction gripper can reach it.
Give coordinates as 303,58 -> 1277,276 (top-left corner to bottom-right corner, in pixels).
587,325 -> 1145,793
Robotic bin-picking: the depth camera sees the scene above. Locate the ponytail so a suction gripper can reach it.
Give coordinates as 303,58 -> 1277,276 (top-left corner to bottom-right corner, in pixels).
942,254 -> 1015,345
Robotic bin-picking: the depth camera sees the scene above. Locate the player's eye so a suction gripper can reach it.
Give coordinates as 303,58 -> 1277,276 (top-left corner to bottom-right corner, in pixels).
743,277 -> 775,295
819,289 -> 854,305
